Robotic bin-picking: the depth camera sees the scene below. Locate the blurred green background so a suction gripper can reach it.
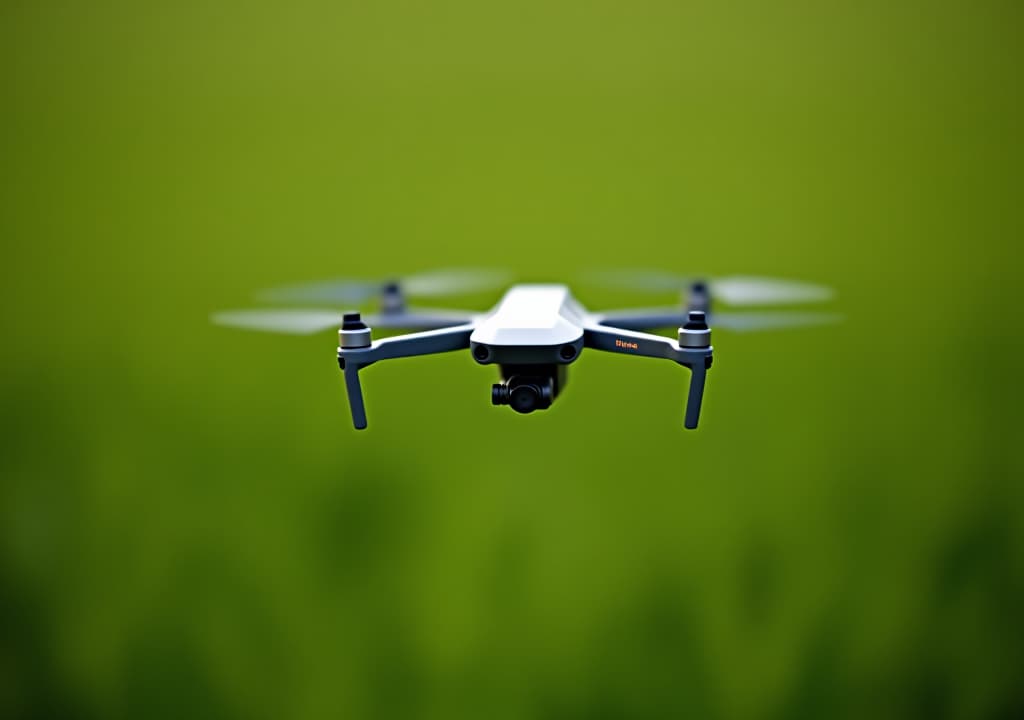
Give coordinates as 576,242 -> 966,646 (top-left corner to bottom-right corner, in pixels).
2,1 -> 1022,718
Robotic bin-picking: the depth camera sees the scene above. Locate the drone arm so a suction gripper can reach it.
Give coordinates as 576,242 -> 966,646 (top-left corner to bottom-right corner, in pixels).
338,323 -> 476,429
583,324 -> 680,359
592,308 -> 689,332
359,323 -> 476,362
582,323 -> 712,430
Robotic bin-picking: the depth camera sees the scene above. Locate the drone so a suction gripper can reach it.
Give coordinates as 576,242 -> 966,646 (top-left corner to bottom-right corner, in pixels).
213,269 -> 838,430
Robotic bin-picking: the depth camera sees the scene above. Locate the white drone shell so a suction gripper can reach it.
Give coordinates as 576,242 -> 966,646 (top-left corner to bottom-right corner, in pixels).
470,285 -> 585,347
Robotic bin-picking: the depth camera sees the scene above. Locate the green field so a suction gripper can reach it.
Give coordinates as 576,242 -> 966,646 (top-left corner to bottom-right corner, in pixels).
1,2 -> 1022,718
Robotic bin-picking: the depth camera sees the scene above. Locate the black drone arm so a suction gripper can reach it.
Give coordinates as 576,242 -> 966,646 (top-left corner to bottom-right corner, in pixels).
583,319 -> 713,430
338,321 -> 476,429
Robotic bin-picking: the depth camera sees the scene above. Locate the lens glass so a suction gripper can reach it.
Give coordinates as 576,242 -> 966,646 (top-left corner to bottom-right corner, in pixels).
509,385 -> 539,413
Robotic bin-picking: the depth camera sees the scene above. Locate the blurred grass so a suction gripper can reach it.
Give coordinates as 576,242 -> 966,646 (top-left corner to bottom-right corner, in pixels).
1,1 -> 1022,718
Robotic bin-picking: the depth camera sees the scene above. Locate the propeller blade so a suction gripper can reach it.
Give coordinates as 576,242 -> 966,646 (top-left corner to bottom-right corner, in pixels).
584,269 -> 690,293
211,309 -> 347,335
584,269 -> 833,305
710,311 -> 843,332
709,277 -> 833,305
258,280 -> 381,305
401,268 -> 512,296
257,268 -> 511,305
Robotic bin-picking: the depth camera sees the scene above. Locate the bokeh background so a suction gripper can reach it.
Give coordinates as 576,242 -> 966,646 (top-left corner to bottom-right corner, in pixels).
2,1 -> 1022,718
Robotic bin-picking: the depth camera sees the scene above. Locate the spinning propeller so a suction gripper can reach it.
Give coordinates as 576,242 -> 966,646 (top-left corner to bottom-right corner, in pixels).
211,268 -> 840,337
584,269 -> 834,305
257,268 -> 511,305
583,268 -> 839,332
212,268 -> 506,335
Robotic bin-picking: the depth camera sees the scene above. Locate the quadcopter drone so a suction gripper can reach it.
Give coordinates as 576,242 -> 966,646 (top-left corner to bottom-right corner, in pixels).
213,269 -> 837,430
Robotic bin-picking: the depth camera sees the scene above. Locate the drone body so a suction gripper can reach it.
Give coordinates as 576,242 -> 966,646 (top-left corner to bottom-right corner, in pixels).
213,269 -> 837,431
336,283 -> 712,429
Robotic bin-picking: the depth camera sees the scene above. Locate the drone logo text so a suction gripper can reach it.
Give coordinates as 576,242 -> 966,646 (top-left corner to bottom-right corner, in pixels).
615,339 -> 639,350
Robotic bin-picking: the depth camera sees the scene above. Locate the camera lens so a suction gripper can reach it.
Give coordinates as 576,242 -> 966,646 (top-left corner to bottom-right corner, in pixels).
509,384 -> 540,414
